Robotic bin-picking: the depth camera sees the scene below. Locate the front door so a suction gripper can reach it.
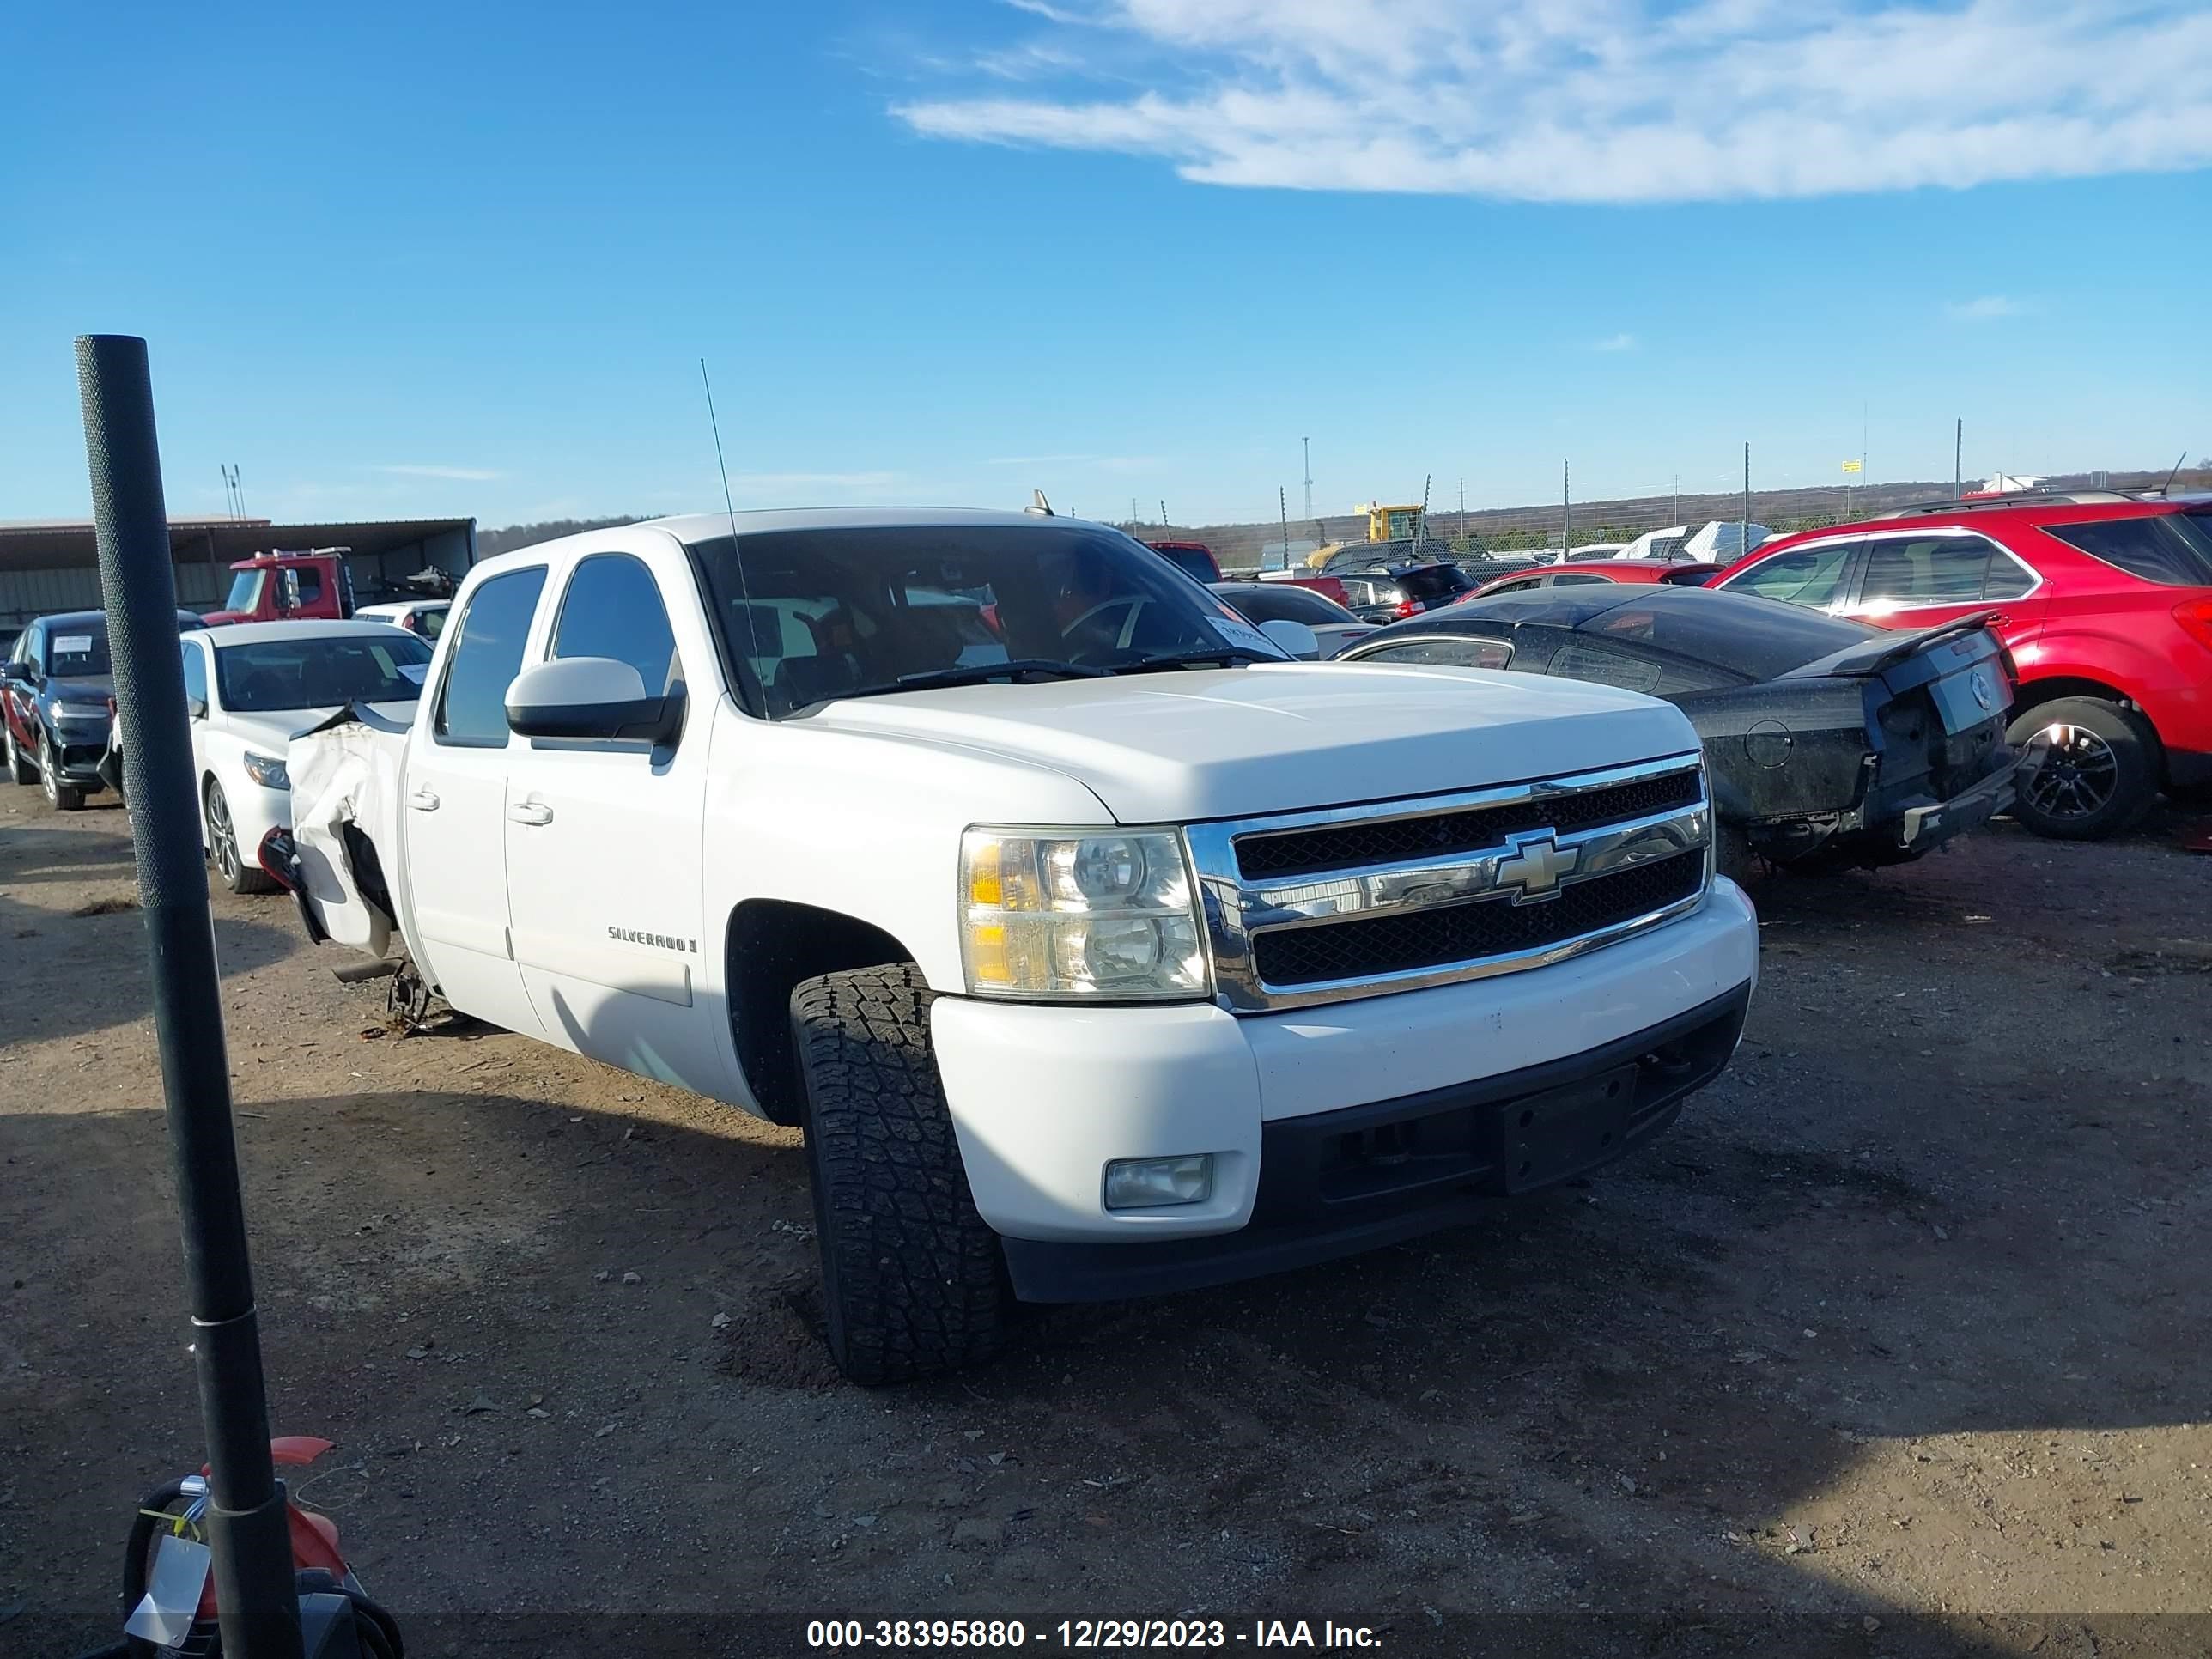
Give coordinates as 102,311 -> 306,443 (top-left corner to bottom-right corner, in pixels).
502,550 -> 725,1095
403,564 -> 550,1037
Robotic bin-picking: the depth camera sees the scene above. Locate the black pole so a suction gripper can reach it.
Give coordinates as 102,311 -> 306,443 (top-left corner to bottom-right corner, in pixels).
76,336 -> 305,1659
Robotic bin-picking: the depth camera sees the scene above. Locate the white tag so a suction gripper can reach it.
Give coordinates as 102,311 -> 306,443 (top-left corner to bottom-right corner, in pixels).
397,662 -> 429,684
123,1533 -> 211,1646
54,634 -> 94,654
1209,616 -> 1284,657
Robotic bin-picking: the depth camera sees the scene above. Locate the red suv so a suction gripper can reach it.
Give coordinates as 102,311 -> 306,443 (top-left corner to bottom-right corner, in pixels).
1711,493 -> 2212,838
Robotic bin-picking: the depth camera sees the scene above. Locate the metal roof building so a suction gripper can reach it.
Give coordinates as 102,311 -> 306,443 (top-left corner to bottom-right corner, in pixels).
0,515 -> 475,632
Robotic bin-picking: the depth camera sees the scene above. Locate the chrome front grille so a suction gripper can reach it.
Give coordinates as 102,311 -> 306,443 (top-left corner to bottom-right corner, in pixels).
1184,755 -> 1711,1012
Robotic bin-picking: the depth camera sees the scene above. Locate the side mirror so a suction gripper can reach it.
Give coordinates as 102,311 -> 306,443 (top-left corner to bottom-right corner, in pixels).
1258,618 -> 1321,661
0,661 -> 27,685
506,657 -> 684,745
187,697 -> 208,720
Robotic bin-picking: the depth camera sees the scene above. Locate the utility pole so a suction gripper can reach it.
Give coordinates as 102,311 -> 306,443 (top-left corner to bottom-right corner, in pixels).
1279,486 -> 1291,573
1954,418 -> 1962,492
1458,477 -> 1467,542
1671,472 -> 1679,526
1415,473 -> 1431,559
1741,441 -> 1752,559
1302,438 -> 1312,523
1159,499 -> 1168,528
1561,459 -> 1571,559
1130,496 -> 1140,526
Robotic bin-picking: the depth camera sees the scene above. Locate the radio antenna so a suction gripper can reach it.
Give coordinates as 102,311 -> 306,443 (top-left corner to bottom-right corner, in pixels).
700,358 -> 764,698
2156,447 -> 2188,496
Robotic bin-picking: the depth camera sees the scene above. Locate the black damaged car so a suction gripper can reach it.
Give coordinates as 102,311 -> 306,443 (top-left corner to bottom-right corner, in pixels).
1337,584 -> 2033,877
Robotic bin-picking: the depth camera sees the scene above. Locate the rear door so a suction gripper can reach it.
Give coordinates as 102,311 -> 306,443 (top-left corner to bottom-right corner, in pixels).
1840,530 -> 2044,639
403,564 -> 550,1036
501,544 -> 730,1097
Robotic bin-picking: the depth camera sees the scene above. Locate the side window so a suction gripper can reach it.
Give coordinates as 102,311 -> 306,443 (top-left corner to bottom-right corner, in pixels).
179,641 -> 208,708
1358,637 -> 1514,670
293,566 -> 323,605
1982,551 -> 2037,601
1551,637 -> 1733,696
1487,577 -> 1542,594
434,567 -> 549,747
1858,536 -> 2005,608
1552,573 -> 1613,587
550,555 -> 680,694
1722,542 -> 1856,609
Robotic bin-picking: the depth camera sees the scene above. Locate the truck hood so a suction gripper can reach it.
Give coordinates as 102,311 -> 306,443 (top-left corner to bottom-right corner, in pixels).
803,663 -> 1698,823
225,703 -> 420,757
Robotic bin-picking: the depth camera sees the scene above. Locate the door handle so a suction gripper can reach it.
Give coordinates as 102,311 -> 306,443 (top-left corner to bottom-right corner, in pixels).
508,799 -> 554,826
408,787 -> 440,812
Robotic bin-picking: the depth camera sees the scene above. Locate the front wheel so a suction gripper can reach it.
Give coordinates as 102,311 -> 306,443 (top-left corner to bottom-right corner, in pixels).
204,777 -> 276,893
2007,697 -> 2158,842
5,726 -> 37,786
790,963 -> 1010,1385
40,736 -> 84,811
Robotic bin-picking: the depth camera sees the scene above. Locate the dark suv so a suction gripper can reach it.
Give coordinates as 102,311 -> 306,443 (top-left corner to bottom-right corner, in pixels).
2,608 -> 200,810
1335,562 -> 1476,623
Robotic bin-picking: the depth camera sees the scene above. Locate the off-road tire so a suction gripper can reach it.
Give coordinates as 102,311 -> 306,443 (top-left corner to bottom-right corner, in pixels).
4,726 -> 37,785
790,963 -> 1009,1385
40,736 -> 84,811
2007,696 -> 2158,842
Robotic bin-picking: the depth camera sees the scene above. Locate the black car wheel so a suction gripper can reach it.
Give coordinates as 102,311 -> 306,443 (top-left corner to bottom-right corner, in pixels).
2008,697 -> 2157,842
40,734 -> 85,811
790,963 -> 1010,1385
204,777 -> 276,894
4,725 -> 37,786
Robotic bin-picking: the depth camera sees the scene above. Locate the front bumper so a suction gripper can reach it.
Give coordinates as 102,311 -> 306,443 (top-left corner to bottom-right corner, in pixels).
928,878 -> 1759,1289
1000,983 -> 1748,1302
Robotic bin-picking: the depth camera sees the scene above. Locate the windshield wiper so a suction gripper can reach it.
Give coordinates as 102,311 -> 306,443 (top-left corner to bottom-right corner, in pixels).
835,659 -> 1110,700
1106,647 -> 1276,676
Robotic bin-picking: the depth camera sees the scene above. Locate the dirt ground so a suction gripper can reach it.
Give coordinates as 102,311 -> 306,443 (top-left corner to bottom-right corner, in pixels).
3,786 -> 2210,1658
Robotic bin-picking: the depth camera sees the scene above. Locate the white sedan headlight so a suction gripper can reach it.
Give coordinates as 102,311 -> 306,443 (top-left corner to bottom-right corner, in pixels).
960,828 -> 1209,1001
240,752 -> 289,790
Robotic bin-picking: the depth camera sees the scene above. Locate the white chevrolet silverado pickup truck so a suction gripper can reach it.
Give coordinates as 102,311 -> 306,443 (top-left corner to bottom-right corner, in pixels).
273,508 -> 1759,1383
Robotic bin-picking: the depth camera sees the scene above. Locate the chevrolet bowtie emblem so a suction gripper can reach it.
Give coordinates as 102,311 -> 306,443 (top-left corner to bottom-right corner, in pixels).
1495,829 -> 1578,903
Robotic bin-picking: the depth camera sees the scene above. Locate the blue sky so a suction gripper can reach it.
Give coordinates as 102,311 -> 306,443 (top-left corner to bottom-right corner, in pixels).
2,0 -> 2207,531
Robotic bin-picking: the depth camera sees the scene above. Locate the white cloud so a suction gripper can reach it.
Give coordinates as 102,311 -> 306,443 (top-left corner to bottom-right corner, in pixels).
1590,332 -> 1637,351
1948,295 -> 2031,321
893,1 -> 2212,203
370,464 -> 504,482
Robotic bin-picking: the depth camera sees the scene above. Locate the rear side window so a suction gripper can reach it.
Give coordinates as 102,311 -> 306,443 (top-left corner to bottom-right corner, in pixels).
435,567 -> 548,747
2042,514 -> 2212,587
1858,535 -> 2033,607
1552,573 -> 1614,587
1548,638 -> 1735,696
1721,542 -> 1856,609
1399,567 -> 1473,602
550,555 -> 681,694
1355,636 -> 1514,670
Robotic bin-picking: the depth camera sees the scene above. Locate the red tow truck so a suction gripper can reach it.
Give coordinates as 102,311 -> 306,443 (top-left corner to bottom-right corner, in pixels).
200,549 -> 453,625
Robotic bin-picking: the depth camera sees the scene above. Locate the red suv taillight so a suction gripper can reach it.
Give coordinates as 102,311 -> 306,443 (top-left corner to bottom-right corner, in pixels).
2175,594 -> 2212,655
1394,599 -> 1419,619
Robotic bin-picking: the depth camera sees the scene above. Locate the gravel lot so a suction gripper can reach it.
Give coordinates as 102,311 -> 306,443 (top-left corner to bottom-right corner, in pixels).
3,788 -> 2210,1657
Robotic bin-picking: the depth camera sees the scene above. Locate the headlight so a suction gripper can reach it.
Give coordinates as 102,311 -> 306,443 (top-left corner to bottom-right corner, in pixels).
960,828 -> 1208,1000
240,752 -> 290,790
52,701 -> 109,723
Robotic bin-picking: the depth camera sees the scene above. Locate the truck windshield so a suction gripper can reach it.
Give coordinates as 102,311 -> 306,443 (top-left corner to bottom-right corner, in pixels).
213,633 -> 434,712
688,523 -> 1284,717
223,570 -> 264,613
